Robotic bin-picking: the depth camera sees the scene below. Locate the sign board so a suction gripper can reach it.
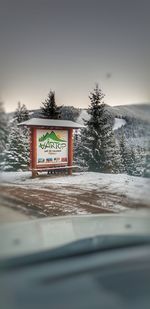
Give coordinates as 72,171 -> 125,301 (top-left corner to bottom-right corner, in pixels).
36,129 -> 68,165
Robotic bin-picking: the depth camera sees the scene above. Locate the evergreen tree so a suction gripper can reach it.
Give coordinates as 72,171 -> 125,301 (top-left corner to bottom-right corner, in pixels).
2,102 -> 30,171
127,147 -> 138,176
133,147 -> 145,176
2,121 -> 29,171
60,106 -> 79,121
0,102 -> 8,169
0,102 -> 8,153
119,133 -> 145,176
41,90 -> 62,119
79,84 -> 121,173
73,129 -> 87,168
14,102 -> 29,123
119,133 -> 131,173
113,141 -> 123,173
143,145 -> 150,178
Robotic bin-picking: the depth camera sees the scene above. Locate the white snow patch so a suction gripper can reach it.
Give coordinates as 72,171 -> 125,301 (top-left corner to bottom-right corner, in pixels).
77,110 -> 90,125
113,118 -> 126,130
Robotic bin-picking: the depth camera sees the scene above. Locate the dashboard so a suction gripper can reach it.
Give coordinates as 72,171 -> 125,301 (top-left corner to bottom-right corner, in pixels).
0,244 -> 150,309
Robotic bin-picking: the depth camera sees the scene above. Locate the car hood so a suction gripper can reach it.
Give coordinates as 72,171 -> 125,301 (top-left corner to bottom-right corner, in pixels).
0,211 -> 150,259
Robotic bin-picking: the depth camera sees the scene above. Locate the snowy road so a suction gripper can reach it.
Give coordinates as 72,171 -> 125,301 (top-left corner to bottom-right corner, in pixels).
0,171 -> 150,219
0,185 -> 117,218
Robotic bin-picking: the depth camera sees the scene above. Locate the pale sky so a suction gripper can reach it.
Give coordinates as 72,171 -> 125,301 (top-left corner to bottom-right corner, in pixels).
0,0 -> 150,112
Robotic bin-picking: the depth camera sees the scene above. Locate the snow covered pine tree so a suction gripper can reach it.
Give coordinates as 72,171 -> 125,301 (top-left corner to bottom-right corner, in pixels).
0,102 -> 8,169
143,144 -> 150,178
3,121 -> 29,171
14,102 -> 29,123
129,147 -> 146,176
41,90 -> 62,119
119,132 -> 131,173
3,103 -> 30,171
79,84 -> 121,173
119,132 -> 145,176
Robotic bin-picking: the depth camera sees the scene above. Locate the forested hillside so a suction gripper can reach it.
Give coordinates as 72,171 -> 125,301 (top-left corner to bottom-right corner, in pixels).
5,101 -> 150,177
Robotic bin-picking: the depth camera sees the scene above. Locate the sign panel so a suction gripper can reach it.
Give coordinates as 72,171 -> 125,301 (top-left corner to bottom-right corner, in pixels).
36,129 -> 68,165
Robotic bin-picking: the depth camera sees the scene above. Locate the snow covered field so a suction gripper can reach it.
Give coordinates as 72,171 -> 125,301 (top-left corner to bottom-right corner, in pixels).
0,172 -> 150,218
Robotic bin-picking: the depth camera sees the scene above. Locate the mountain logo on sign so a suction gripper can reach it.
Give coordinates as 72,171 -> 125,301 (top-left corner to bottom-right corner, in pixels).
39,131 -> 66,143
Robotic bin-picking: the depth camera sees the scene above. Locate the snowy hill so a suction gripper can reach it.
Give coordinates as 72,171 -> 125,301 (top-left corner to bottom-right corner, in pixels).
8,103 -> 150,150
112,103 -> 150,122
8,103 -> 150,123
76,103 -> 150,123
76,104 -> 150,150
76,110 -> 126,131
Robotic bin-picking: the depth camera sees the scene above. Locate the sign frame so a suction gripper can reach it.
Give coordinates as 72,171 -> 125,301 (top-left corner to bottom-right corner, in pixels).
30,126 -> 73,176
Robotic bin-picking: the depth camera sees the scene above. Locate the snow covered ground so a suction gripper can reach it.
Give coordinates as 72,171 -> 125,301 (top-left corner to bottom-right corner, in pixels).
0,171 -> 150,208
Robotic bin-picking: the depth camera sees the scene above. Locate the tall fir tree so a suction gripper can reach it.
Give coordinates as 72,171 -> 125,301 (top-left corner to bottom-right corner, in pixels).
73,129 -> 88,170
119,133 -> 145,176
0,102 -> 8,153
127,147 -> 138,176
0,102 -> 8,169
78,84 -> 121,173
138,146 -> 147,176
2,121 -> 29,171
14,102 -> 29,123
119,133 -> 131,173
143,144 -> 150,178
2,103 -> 30,171
41,90 -> 62,119
131,147 -> 145,176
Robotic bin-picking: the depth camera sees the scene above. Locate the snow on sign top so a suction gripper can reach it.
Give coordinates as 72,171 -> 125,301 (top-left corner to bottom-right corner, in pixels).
18,118 -> 84,129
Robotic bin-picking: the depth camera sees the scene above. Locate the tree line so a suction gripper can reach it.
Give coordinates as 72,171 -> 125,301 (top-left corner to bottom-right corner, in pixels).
0,87 -> 149,177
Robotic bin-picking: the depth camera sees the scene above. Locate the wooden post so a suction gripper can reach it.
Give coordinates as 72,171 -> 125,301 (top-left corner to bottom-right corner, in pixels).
31,127 -> 37,178
68,128 -> 73,175
29,128 -> 33,170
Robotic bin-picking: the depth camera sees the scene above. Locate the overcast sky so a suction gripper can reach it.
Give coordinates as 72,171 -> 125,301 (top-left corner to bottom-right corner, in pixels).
0,0 -> 150,112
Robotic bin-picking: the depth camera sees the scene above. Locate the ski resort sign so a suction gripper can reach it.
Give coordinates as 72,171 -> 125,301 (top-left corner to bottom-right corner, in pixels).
37,129 -> 68,165
19,118 -> 83,177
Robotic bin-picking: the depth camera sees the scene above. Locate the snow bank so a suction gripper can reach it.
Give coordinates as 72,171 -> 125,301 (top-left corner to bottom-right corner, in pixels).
0,171 -> 150,207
